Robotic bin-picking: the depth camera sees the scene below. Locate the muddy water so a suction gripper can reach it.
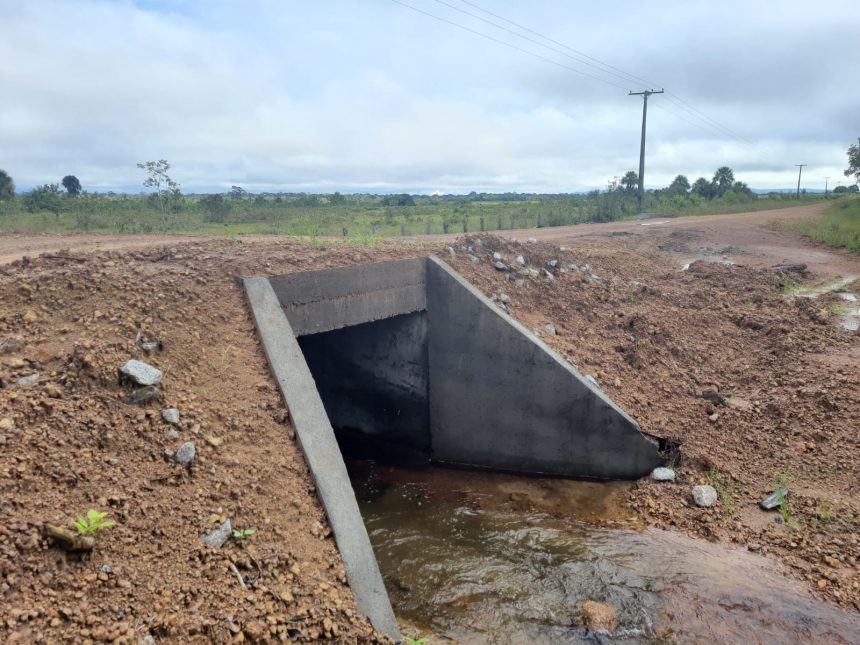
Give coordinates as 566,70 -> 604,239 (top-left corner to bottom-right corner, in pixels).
346,461 -> 860,644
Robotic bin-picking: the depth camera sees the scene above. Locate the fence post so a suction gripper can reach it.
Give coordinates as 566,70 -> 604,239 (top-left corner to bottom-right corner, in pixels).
342,226 -> 349,237
425,222 -> 431,235
480,217 -> 485,232
463,218 -> 468,233
443,222 -> 449,234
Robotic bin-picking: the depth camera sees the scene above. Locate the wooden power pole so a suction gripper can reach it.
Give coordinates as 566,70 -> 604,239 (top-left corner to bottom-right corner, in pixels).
629,89 -> 664,213
795,164 -> 807,198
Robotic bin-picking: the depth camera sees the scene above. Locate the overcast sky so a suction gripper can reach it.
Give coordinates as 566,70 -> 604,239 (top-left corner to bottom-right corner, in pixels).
2,0 -> 858,194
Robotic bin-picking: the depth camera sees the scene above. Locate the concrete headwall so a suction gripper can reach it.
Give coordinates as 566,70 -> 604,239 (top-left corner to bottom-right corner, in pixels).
269,259 -> 426,336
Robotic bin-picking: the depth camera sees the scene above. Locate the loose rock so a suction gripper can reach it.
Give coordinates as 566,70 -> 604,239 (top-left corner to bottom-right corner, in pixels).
161,408 -> 180,426
119,360 -> 163,386
651,467 -> 676,482
202,519 -> 232,548
581,600 -> 617,633
515,255 -> 525,266
692,484 -> 718,507
544,323 -> 556,335
16,373 -> 39,386
124,385 -> 162,405
494,261 -> 509,271
760,487 -> 789,510
174,442 -> 196,466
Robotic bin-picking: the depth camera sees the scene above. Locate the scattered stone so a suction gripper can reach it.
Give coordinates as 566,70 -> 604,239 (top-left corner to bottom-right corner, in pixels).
174,442 -> 196,466
527,237 -> 537,244
559,246 -> 568,251
589,274 -> 600,281
119,360 -> 163,386
124,385 -> 162,405
205,436 -> 223,447
526,268 -> 539,278
0,418 -> 13,431
544,323 -> 556,335
161,408 -> 180,426
16,373 -> 39,386
547,259 -> 558,267
166,430 -> 180,440
202,519 -> 232,548
446,246 -> 456,258
493,252 -> 502,261
567,263 -> 578,270
692,484 -> 718,507
468,255 -> 480,264
651,467 -> 676,482
760,487 -> 789,510
701,389 -> 727,406
100,565 -> 112,574
541,269 -> 554,281
135,330 -> 163,354
708,412 -> 719,423
515,255 -> 525,266
22,311 -> 38,323
581,600 -> 617,633
494,261 -> 509,271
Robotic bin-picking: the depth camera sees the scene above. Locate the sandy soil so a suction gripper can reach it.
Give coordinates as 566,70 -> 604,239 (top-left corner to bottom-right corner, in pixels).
0,203 -> 858,642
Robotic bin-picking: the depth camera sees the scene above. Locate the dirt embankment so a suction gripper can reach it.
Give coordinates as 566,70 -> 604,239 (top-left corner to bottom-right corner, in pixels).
446,233 -> 860,610
0,240 -> 429,643
0,224 -> 858,642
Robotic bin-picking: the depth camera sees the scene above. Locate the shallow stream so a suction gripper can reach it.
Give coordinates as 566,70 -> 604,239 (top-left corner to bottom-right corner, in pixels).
346,460 -> 860,644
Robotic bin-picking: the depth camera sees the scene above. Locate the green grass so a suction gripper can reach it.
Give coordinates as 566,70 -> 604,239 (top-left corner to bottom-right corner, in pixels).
0,191 -> 831,238
783,197 -> 860,253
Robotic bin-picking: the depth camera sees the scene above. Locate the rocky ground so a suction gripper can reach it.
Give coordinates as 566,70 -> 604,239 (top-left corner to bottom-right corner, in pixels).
0,222 -> 858,643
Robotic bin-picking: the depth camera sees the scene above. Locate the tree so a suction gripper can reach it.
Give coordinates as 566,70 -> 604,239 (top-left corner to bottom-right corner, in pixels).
621,171 -> 638,194
833,185 -> 849,194
61,175 -> 82,196
199,194 -> 229,222
692,177 -> 714,199
23,184 -> 63,218
229,185 -> 247,200
845,137 -> 860,185
668,174 -> 690,196
712,166 -> 735,195
0,169 -> 14,200
137,160 -> 180,221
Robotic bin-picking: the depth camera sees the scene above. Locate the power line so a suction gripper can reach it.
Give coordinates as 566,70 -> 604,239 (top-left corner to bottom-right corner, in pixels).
391,0 -> 787,167
389,0 -> 629,91
451,0 -> 785,164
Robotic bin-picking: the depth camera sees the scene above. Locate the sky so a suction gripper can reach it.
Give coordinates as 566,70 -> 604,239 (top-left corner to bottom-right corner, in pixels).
1,0 -> 858,194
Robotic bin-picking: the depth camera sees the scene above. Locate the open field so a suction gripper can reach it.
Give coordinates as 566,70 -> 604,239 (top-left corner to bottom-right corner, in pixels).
780,198 -> 860,254
1,203 -> 858,641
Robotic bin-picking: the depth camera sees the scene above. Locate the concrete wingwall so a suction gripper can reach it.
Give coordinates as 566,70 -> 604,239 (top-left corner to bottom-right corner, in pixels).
425,257 -> 663,479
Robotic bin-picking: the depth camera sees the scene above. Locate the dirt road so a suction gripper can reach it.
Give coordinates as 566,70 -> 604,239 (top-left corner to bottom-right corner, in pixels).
1,203 -> 854,278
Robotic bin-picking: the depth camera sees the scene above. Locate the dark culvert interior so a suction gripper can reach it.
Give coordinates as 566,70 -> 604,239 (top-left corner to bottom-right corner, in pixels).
297,312 -> 432,464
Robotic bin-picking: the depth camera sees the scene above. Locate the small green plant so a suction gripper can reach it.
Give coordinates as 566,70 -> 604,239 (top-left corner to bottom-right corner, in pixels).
74,509 -> 115,535
404,638 -> 428,645
706,467 -> 737,515
232,528 -> 256,545
217,345 -> 234,373
771,472 -> 792,523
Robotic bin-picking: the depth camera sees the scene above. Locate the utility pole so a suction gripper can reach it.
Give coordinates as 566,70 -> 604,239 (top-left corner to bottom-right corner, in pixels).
825,176 -> 830,197
795,164 -> 807,198
629,89 -> 664,213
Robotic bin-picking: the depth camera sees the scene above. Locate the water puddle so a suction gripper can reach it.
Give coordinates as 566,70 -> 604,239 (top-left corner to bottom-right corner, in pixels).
792,275 -> 859,331
681,256 -> 736,271
347,461 -> 860,644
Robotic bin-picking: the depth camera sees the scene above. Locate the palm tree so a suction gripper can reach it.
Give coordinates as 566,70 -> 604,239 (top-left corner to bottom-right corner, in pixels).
0,169 -> 14,200
712,166 -> 735,195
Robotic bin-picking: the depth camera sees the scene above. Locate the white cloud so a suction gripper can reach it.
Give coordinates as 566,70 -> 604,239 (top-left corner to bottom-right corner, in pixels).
0,0 -> 857,193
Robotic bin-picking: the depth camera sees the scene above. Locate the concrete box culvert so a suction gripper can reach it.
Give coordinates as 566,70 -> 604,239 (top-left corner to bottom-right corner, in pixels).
244,256 -> 663,640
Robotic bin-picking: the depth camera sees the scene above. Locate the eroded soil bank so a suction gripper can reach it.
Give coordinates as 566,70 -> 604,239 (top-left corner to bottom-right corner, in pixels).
0,212 -> 858,641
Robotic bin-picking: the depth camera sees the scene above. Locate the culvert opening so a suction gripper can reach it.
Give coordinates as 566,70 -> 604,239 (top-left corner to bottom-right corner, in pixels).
243,256 -> 665,640
297,311 -> 431,466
